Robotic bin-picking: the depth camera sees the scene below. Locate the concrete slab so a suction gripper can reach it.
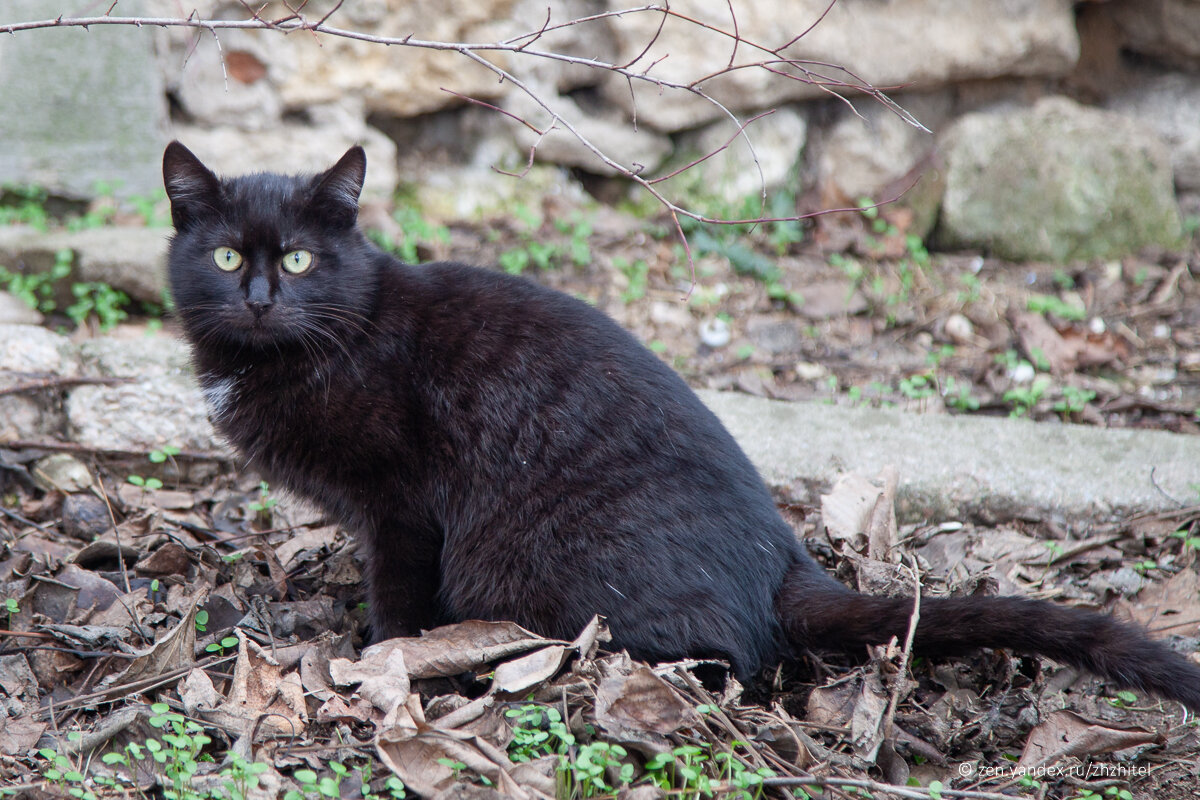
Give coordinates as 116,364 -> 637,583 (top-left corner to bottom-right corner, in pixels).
697,389 -> 1200,528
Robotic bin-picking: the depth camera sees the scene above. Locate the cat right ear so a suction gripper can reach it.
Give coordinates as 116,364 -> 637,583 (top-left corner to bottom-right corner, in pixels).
162,141 -> 221,231
310,146 -> 367,227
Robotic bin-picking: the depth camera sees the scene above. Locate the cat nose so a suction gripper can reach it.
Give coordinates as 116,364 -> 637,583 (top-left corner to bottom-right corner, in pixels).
245,274 -> 273,318
245,298 -> 273,318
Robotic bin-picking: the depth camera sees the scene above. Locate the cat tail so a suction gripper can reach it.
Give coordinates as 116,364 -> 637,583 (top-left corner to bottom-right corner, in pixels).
776,560 -> 1200,712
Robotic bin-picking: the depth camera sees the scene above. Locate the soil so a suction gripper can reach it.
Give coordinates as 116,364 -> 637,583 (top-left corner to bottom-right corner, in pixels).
2,199 -> 1199,799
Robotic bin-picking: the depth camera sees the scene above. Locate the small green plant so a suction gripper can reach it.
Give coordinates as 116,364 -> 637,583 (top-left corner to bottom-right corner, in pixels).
248,480 -> 277,527
1130,558 -> 1159,575
1171,528 -> 1200,553
925,344 -> 956,368
957,271 -> 982,304
195,609 -> 210,633
1052,386 -> 1097,419
941,376 -> 980,411
567,742 -> 633,798
149,445 -> 182,464
1003,375 -> 1051,418
898,373 -> 936,402
127,474 -> 164,491
1027,292 -> 1086,321
498,206 -> 593,276
613,257 -> 649,303
205,635 -> 239,656
1108,689 -> 1139,708
0,183 -> 51,230
66,280 -> 130,331
506,704 -> 576,763
0,247 -> 72,312
367,206 -> 450,265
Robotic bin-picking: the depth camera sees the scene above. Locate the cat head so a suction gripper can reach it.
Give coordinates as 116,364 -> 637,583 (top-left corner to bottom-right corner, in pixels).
163,142 -> 379,357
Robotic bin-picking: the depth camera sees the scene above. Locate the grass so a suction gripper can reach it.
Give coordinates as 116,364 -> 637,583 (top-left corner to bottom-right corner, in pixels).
0,247 -> 132,331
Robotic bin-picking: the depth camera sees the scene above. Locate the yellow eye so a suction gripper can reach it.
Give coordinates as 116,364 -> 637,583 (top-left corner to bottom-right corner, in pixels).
213,247 -> 243,271
282,250 -> 314,274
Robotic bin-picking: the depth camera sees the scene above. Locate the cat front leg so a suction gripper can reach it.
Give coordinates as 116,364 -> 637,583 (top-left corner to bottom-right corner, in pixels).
360,523 -> 443,641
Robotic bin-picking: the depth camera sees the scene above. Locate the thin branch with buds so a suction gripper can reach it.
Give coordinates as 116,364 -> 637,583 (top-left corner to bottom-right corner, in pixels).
2,3 -> 925,283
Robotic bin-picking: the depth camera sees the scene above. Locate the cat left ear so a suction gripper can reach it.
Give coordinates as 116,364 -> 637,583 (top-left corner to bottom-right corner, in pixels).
163,142 -> 222,232
310,146 -> 367,226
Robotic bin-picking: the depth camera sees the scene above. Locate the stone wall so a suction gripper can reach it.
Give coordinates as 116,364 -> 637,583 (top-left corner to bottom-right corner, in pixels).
1,0 -> 1198,257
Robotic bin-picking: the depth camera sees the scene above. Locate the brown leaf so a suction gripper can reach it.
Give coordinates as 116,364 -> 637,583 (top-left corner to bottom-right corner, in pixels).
594,666 -> 698,737
274,525 -> 338,569
1018,710 -> 1161,769
134,541 -> 192,577
105,587 -> 204,689
493,645 -> 572,695
493,617 -> 605,694
1116,568 -> 1200,639
201,629 -> 306,739
369,620 -> 562,679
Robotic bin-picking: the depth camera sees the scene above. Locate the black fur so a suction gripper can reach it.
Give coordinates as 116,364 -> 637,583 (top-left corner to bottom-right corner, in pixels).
163,142 -> 1200,712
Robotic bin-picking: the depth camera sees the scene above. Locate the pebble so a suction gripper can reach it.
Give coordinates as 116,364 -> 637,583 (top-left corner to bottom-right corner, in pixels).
944,313 -> 974,344
62,493 -> 112,540
699,317 -> 731,348
31,453 -> 93,493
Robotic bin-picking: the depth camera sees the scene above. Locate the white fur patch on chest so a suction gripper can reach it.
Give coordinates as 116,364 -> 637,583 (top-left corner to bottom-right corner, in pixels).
200,376 -> 237,420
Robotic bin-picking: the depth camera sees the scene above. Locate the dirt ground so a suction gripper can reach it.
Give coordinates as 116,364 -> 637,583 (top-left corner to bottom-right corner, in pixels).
2,197 -> 1199,799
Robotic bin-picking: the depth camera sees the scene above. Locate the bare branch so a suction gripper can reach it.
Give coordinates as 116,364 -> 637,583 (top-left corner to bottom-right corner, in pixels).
1,4 -> 928,283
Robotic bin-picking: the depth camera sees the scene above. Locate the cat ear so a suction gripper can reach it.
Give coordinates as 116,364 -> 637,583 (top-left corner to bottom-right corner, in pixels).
310,146 -> 367,226
163,141 -> 221,231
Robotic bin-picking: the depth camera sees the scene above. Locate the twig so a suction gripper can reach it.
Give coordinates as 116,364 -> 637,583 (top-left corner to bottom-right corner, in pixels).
2,439 -> 230,462
878,556 -> 921,742
763,775 -> 1017,800
0,376 -> 131,397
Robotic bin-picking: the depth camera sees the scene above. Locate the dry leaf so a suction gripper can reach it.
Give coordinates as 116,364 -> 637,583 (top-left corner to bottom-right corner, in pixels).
1018,710 -> 1162,769
1116,568 -> 1200,639
201,629 -> 306,739
367,620 -> 562,679
822,467 -> 900,560
594,666 -> 698,737
493,645 -> 572,695
104,587 -> 205,689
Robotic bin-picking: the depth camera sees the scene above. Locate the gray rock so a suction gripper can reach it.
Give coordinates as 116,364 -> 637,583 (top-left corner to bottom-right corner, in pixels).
935,96 -> 1182,262
1109,74 -> 1200,192
600,0 -> 1079,132
62,493 -> 112,541
31,454 -> 94,493
169,118 -> 399,200
672,106 -> 807,203
0,324 -> 77,441
1110,0 -> 1200,71
506,85 -> 673,176
67,375 -> 221,454
698,389 -> 1200,529
0,0 -> 168,198
0,291 -> 42,326
813,97 -> 940,204
67,333 -> 223,453
76,331 -> 194,380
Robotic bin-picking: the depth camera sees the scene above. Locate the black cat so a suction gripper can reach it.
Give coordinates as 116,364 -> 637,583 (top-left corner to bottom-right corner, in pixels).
163,141 -> 1200,711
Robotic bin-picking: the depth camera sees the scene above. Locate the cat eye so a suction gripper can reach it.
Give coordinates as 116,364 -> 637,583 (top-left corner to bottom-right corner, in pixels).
282,250 -> 314,274
212,247 -> 243,272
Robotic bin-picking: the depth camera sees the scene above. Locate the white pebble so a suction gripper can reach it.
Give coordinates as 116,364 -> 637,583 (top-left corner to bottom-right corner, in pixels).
944,313 -> 974,344
1010,362 -> 1036,384
699,317 -> 731,348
